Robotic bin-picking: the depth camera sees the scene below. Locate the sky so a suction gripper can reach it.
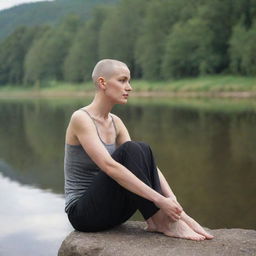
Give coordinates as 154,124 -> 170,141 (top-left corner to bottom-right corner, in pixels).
0,0 -> 54,11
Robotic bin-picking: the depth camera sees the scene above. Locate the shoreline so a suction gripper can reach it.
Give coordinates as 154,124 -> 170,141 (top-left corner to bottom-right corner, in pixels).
1,75 -> 256,99
1,90 -> 256,99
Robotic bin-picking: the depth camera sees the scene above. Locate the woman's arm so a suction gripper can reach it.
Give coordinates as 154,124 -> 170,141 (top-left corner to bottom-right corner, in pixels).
157,167 -> 177,200
69,111 -> 182,220
157,167 -> 183,210
113,114 -> 179,201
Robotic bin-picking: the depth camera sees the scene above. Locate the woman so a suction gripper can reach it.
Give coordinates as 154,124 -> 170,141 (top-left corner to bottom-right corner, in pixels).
64,59 -> 213,240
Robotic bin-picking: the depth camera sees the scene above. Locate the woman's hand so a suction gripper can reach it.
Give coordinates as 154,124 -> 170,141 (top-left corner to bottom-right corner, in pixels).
156,196 -> 183,221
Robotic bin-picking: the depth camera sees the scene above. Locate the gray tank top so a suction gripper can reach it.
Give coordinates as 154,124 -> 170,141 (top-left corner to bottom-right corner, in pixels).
64,109 -> 117,213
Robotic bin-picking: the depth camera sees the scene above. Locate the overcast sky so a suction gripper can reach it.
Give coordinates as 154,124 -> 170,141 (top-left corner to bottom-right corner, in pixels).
0,0 -> 54,11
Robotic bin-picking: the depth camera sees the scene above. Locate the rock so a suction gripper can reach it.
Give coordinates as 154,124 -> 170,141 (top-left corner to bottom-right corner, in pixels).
58,221 -> 256,256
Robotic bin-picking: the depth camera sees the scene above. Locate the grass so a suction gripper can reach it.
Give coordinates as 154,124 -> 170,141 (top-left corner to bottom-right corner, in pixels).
130,75 -> 256,92
1,93 -> 256,114
0,75 -> 256,96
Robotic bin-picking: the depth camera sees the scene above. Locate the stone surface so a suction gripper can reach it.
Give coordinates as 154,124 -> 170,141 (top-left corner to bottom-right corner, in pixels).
58,221 -> 256,256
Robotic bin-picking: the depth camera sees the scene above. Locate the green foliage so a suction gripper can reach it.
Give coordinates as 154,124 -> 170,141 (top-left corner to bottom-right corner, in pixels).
0,26 -> 49,85
0,0 -> 120,39
196,0 -> 256,73
1,0 -> 256,87
242,24 -> 256,75
229,21 -> 256,75
135,0 -> 184,80
24,15 -> 81,84
229,22 -> 248,75
64,7 -> 110,82
98,0 -> 146,77
195,1 -> 233,72
24,29 -> 51,84
162,17 -> 218,78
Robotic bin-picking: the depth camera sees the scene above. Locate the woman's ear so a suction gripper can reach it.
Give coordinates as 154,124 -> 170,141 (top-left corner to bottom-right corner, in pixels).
97,77 -> 106,90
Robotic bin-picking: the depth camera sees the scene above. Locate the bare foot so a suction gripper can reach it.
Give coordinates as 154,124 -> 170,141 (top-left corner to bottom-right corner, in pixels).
145,217 -> 157,232
163,220 -> 205,241
181,212 -> 214,240
146,215 -> 205,241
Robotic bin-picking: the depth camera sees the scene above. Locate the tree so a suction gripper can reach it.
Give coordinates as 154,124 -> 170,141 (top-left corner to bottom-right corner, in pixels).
24,28 -> 52,84
135,0 -> 197,80
24,15 -> 81,84
2,0 -> 256,86
242,23 -> 256,75
0,26 -> 48,85
229,21 -> 256,75
195,0 -> 256,73
98,0 -> 147,77
64,7 -> 109,82
230,0 -> 256,29
162,17 -> 218,79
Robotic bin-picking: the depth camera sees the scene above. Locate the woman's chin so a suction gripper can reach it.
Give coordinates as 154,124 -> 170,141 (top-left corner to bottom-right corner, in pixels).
117,98 -> 128,104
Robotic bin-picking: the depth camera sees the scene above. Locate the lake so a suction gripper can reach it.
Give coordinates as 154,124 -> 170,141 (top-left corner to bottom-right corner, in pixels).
0,97 -> 255,256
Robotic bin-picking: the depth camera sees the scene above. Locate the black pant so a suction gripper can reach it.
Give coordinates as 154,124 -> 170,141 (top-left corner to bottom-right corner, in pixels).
67,141 -> 163,232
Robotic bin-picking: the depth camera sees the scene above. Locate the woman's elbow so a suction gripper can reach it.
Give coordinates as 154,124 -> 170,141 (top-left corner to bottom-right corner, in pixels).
101,159 -> 120,176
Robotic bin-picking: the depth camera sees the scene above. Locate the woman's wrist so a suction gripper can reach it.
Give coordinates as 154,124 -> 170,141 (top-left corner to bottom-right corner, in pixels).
153,193 -> 177,205
153,193 -> 166,208
168,195 -> 177,201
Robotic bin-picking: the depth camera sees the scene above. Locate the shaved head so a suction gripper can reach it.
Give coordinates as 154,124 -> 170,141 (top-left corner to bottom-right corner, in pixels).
92,59 -> 129,84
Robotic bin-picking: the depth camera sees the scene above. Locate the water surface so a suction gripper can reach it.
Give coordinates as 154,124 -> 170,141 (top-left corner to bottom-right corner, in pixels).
0,97 -> 255,255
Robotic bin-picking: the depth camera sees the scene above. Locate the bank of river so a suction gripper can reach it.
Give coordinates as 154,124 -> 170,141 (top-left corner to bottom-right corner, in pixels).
0,75 -> 256,98
1,90 -> 256,99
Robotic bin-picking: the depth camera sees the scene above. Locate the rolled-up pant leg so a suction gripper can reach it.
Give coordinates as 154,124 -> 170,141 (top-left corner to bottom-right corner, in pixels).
67,141 -> 163,232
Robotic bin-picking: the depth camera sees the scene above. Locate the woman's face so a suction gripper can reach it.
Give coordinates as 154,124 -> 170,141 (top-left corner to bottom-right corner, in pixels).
104,66 -> 132,104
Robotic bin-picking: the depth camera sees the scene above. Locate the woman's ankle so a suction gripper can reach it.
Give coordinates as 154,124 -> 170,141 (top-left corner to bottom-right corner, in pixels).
147,209 -> 171,232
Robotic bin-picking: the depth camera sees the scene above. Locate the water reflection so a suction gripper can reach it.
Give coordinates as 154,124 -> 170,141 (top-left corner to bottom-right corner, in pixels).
0,168 -> 72,256
0,98 -> 256,255
114,100 -> 256,229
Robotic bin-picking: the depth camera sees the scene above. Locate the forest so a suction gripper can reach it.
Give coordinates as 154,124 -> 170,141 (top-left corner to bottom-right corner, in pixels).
0,0 -> 119,39
0,0 -> 255,86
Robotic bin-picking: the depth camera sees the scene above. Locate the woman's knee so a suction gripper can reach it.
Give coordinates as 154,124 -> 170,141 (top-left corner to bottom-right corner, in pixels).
112,141 -> 152,163
121,141 -> 150,152
136,141 -> 151,150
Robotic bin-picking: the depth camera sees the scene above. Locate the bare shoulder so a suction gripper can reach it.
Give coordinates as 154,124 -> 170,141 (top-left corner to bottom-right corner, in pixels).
110,113 -> 125,130
111,113 -> 131,144
70,109 -> 91,129
66,109 -> 95,144
110,113 -> 122,123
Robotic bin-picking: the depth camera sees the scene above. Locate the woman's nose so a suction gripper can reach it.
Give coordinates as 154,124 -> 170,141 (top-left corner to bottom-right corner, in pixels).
126,82 -> 132,91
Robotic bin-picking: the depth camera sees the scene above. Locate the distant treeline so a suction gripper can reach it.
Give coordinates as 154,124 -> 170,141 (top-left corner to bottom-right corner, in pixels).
0,0 -> 255,86
0,0 -> 119,39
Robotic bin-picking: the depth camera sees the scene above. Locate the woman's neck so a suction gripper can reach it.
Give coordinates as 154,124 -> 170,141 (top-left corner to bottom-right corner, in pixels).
85,93 -> 114,120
